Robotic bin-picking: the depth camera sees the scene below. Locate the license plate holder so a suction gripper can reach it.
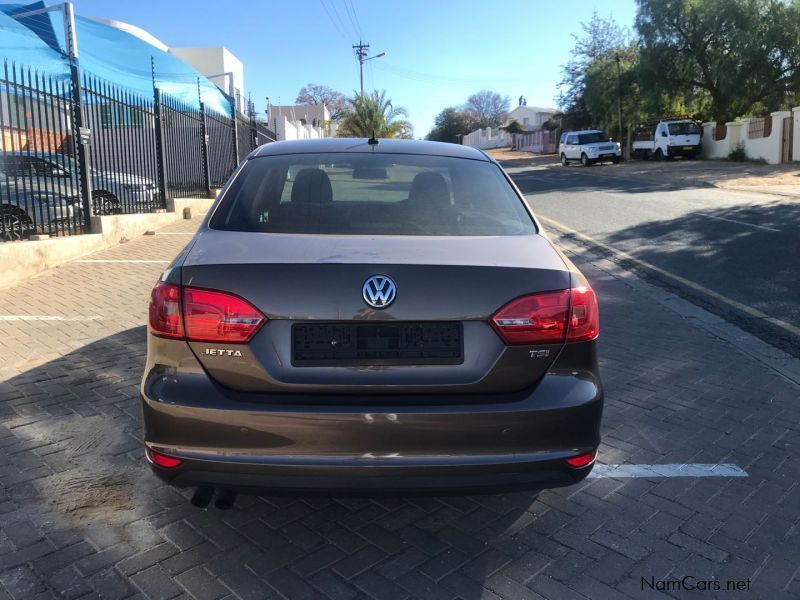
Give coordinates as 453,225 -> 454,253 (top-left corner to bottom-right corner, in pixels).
292,322 -> 464,366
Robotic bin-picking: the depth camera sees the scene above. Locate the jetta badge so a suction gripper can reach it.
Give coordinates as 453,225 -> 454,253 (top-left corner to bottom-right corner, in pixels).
362,275 -> 396,309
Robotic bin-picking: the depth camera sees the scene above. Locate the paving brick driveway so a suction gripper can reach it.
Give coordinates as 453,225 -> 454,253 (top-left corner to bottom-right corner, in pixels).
0,217 -> 798,600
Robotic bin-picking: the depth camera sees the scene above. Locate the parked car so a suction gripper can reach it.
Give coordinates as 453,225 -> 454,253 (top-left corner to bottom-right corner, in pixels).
0,184 -> 80,241
560,130 -> 622,166
141,138 -> 603,501
0,151 -> 158,215
631,119 -> 703,160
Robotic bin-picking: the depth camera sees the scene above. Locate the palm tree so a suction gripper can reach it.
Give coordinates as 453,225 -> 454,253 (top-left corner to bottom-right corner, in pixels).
337,90 -> 413,139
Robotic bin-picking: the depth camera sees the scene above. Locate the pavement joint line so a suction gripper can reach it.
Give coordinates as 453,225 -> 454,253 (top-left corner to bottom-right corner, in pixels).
0,315 -> 104,321
543,218 -> 800,387
76,259 -> 170,263
589,464 -> 748,478
539,215 -> 800,338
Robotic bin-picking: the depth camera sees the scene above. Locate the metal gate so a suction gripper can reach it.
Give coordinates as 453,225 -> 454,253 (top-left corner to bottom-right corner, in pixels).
782,116 -> 793,163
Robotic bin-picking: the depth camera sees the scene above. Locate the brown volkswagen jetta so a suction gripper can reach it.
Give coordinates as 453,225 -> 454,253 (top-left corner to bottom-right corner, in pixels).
141,138 -> 602,498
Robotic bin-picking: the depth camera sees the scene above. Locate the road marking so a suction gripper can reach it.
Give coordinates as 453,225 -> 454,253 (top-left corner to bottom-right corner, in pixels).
76,259 -> 170,264
589,463 -> 748,478
539,215 -> 800,338
0,315 -> 103,321
697,212 -> 780,232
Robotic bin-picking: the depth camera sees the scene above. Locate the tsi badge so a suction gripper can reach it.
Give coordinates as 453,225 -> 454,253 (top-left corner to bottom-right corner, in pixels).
204,348 -> 243,357
529,349 -> 550,359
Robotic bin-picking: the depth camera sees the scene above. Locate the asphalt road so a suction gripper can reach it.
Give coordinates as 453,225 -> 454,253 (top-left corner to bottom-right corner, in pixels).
507,159 -> 800,359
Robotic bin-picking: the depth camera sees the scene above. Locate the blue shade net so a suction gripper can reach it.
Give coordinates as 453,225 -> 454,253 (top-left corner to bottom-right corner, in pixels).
0,1 -> 232,115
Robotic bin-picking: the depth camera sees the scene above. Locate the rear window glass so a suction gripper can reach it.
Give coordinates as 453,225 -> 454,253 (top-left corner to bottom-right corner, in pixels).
210,153 -> 536,236
577,132 -> 608,144
667,122 -> 701,135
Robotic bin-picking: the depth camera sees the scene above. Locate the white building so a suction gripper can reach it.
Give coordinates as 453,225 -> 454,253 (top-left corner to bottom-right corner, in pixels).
504,105 -> 557,131
169,47 -> 245,113
268,104 -> 334,141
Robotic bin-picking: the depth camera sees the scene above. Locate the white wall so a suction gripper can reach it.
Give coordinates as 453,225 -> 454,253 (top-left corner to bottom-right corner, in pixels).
702,109 -> 797,164
506,106 -> 556,131
463,127 -> 511,149
271,115 -> 324,141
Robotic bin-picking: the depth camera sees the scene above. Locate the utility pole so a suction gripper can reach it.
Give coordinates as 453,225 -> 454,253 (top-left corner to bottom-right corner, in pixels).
615,53 -> 623,158
353,41 -> 369,97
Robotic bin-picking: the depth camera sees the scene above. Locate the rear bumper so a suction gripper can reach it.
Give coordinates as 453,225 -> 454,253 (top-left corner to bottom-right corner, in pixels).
141,343 -> 603,494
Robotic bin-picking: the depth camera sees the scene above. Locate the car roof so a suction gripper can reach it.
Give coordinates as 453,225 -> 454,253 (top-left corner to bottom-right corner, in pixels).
565,130 -> 603,135
251,138 -> 490,161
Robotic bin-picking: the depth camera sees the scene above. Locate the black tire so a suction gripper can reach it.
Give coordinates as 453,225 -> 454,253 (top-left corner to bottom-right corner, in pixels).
92,191 -> 121,216
654,148 -> 664,161
561,153 -> 569,166
0,204 -> 34,241
612,156 -> 621,164
580,153 -> 592,167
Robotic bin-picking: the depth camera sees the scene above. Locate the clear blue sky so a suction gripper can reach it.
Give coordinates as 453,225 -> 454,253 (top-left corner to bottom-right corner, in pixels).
68,0 -> 637,136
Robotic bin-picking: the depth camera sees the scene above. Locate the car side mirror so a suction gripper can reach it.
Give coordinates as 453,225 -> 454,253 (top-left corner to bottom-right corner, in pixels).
661,131 -> 668,137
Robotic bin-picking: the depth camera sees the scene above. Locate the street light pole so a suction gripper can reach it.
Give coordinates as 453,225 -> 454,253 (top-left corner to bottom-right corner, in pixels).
352,41 -> 385,96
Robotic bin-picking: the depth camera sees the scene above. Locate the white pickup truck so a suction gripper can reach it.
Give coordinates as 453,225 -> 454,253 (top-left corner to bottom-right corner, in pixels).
631,119 -> 703,160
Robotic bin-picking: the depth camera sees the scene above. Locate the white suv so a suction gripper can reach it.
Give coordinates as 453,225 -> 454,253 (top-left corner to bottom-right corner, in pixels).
559,130 -> 622,166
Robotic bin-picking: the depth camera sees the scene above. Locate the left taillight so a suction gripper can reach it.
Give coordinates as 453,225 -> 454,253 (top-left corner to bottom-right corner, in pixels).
148,282 -> 184,339
148,282 -> 266,343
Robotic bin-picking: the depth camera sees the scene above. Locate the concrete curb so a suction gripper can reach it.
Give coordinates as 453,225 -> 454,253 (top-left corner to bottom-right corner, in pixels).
0,195 -> 218,290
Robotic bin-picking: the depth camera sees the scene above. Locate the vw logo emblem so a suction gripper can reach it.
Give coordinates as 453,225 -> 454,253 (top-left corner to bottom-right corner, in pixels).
362,275 -> 396,309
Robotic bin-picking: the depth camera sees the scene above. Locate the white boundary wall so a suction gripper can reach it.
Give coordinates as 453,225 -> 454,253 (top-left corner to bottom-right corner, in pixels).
463,127 -> 511,150
702,109 -> 796,164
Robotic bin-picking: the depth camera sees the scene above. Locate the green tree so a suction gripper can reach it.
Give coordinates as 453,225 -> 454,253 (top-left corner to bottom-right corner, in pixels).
635,0 -> 800,123
465,90 -> 511,128
500,119 -> 527,134
337,90 -> 413,139
558,12 -> 628,127
426,107 -> 480,143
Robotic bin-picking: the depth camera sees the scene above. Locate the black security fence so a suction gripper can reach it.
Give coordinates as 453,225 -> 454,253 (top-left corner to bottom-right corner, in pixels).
0,61 -> 86,242
0,58 -> 275,242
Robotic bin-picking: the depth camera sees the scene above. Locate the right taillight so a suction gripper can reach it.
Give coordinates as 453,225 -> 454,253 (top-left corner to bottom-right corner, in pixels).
147,282 -> 266,343
491,286 -> 599,345
566,286 -> 599,342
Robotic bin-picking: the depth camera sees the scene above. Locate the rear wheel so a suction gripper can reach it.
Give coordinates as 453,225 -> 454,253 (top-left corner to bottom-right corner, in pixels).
560,153 -> 569,166
0,204 -> 33,241
92,191 -> 121,215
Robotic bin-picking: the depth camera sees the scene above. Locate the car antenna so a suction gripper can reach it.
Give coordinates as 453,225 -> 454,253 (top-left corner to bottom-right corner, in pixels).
367,130 -> 379,145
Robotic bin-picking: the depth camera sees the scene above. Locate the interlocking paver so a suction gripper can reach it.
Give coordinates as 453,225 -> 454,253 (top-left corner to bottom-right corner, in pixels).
1,216 -> 799,599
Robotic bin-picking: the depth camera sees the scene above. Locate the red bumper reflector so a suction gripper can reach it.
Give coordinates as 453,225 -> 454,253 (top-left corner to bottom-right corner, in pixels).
146,448 -> 183,469
565,449 -> 598,468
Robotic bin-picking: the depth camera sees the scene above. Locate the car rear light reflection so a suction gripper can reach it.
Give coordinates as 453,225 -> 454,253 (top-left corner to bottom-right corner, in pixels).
146,448 -> 183,468
491,286 -> 599,345
565,449 -> 597,468
148,282 -> 266,343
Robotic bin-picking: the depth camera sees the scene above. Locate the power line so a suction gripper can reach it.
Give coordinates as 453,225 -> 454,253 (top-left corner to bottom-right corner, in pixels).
344,0 -> 363,38
327,0 -> 354,38
318,0 -> 348,40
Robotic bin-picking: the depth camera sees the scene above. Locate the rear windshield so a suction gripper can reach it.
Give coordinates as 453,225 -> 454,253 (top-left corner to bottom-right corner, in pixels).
577,132 -> 608,144
210,153 -> 536,236
667,122 -> 700,135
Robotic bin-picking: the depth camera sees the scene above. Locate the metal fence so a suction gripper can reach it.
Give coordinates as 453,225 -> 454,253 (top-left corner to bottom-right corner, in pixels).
0,58 -> 275,242
748,116 -> 772,139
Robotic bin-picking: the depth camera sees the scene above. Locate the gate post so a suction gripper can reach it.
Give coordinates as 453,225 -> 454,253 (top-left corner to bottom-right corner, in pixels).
199,102 -> 212,197
153,89 -> 169,202
69,64 -> 93,229
231,106 -> 240,167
